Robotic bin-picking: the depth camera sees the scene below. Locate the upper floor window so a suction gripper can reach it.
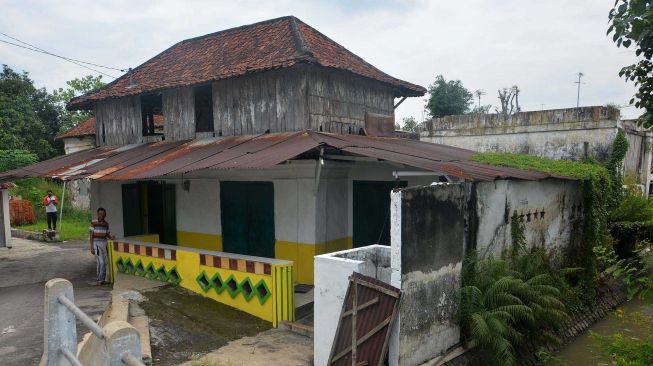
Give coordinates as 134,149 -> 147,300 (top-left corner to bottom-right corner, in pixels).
141,93 -> 163,136
194,85 -> 214,133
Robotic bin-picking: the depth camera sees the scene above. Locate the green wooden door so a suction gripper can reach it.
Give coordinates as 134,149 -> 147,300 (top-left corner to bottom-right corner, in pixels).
353,181 -> 406,247
122,183 -> 143,237
220,182 -> 275,257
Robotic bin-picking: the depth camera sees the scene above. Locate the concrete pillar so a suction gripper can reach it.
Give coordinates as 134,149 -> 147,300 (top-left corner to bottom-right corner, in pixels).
0,189 -> 11,249
102,321 -> 142,366
42,278 -> 77,366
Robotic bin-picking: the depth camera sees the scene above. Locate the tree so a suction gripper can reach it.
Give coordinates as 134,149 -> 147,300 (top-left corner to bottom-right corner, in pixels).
496,86 -> 521,117
53,75 -> 104,133
0,149 -> 38,172
0,65 -> 62,159
425,75 -> 473,118
608,0 -> 653,129
400,116 -> 419,132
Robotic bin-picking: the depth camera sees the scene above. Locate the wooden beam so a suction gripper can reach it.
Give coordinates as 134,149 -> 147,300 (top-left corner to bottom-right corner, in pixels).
341,297 -> 379,318
394,96 -> 407,110
331,316 -> 393,363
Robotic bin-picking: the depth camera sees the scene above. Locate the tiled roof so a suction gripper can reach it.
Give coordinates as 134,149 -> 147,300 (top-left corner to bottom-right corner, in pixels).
56,115 -> 164,140
68,16 -> 425,110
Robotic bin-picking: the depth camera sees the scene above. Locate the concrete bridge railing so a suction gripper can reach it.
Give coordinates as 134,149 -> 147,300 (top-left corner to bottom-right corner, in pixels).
40,278 -> 145,366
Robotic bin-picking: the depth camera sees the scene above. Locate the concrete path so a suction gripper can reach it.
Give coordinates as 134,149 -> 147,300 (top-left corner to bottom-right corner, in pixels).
0,238 -> 111,365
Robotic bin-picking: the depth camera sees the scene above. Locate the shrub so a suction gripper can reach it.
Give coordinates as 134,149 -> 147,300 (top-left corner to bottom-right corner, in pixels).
459,250 -> 575,366
611,189 -> 653,223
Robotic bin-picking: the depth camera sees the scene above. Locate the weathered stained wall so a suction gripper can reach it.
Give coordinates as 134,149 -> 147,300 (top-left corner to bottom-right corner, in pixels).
95,97 -> 142,146
62,136 -> 95,154
213,68 -> 308,135
421,106 -> 652,188
474,179 -> 583,262
307,66 -> 394,133
390,184 -> 468,366
163,86 -> 195,141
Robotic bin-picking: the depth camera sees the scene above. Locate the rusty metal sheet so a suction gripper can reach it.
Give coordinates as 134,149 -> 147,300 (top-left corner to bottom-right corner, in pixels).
364,112 -> 395,137
0,130 -> 574,184
328,272 -> 401,366
176,132 -> 304,173
208,132 -> 320,169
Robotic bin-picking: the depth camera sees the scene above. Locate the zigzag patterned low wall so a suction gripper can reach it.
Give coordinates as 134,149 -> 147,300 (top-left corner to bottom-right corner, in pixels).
109,239 -> 295,326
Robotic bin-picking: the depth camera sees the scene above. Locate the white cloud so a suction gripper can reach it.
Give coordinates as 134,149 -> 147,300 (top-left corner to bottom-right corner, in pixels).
0,0 -> 640,120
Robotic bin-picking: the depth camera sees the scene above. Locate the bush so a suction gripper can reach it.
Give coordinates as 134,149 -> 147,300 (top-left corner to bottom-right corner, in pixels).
459,250 -> 577,366
611,190 -> 653,223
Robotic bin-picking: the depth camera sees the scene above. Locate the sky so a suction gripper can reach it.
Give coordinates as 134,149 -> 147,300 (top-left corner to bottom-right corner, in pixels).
0,0 -> 642,123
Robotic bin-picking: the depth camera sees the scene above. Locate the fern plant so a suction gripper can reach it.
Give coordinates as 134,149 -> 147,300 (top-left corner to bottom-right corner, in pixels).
459,251 -> 573,365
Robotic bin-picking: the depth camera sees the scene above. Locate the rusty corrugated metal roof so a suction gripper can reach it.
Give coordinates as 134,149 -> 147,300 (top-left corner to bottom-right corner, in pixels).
0,131 -> 570,183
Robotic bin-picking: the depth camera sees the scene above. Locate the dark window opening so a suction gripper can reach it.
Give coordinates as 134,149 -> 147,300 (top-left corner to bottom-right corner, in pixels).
141,93 -> 163,136
194,85 -> 214,133
121,181 -> 177,245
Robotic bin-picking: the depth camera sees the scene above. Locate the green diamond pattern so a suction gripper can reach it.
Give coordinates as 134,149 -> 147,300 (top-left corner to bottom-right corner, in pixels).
239,277 -> 255,301
157,265 -> 168,282
196,271 -> 211,292
145,263 -> 158,280
224,274 -> 240,298
211,272 -> 225,294
116,257 -> 125,273
254,279 -> 271,305
124,258 -> 135,274
167,267 -> 181,285
134,260 -> 146,276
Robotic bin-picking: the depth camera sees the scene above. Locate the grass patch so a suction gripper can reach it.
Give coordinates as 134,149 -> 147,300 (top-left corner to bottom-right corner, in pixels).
17,214 -> 90,241
472,152 -> 609,181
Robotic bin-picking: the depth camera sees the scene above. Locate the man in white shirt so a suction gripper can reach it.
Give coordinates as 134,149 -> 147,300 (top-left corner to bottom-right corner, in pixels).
43,190 -> 58,231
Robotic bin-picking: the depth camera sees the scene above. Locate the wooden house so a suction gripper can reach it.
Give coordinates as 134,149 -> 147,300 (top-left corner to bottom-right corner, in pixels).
0,16 -> 566,324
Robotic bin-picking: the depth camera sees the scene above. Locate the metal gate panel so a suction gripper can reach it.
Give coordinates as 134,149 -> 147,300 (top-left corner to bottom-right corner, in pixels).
328,272 -> 401,366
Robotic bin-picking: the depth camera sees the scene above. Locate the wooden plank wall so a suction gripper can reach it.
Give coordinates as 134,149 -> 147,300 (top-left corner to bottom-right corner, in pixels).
307,67 -> 394,134
163,87 -> 195,141
95,97 -> 142,146
212,68 -> 308,136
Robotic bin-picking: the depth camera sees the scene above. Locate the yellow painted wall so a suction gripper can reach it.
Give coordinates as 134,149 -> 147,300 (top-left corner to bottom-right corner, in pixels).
125,232 -> 352,285
177,231 -> 222,251
275,237 -> 352,284
109,243 -> 294,326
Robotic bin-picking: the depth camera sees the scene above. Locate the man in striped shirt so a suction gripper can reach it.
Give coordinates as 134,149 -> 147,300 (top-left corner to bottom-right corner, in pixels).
89,207 -> 114,285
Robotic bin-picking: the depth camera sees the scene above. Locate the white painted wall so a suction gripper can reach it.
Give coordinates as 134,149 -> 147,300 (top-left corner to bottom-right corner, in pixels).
63,136 -> 95,154
174,179 -> 220,235
389,190 -> 402,366
0,190 -> 11,248
313,245 -> 391,366
274,178 -> 318,244
90,181 -> 124,237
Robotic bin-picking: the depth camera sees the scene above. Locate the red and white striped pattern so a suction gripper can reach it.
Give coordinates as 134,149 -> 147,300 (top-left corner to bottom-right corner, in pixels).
113,242 -> 177,260
199,254 -> 271,275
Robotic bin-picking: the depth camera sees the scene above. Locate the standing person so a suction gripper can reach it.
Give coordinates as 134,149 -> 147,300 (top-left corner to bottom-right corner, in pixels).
89,207 -> 114,285
43,190 -> 58,231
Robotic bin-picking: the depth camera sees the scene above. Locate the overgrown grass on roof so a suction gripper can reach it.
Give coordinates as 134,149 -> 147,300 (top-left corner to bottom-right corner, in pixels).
472,152 -> 610,181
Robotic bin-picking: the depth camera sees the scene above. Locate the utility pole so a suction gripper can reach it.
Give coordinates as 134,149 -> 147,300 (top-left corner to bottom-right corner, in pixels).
575,72 -> 584,108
